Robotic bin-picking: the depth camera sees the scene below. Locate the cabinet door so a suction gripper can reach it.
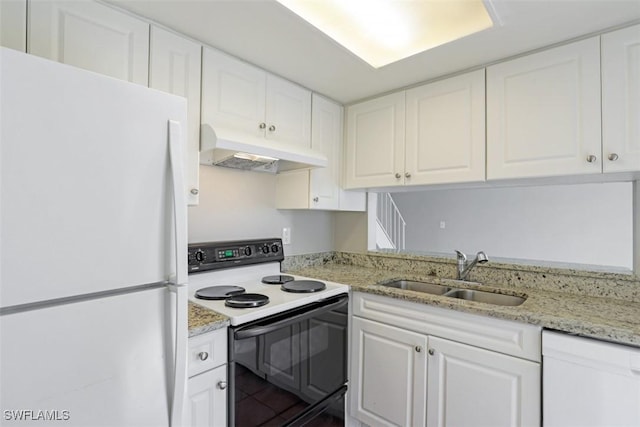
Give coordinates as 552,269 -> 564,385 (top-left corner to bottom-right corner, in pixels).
350,316 -> 427,427
406,69 -> 486,185
275,95 -> 365,211
602,24 -> 640,173
201,47 -> 266,138
28,0 -> 149,85
309,94 -> 341,209
487,37 -> 601,179
186,365 -> 227,427
427,336 -> 540,427
345,92 -> 405,189
265,74 -> 311,147
150,27 -> 201,205
1,0 -> 26,51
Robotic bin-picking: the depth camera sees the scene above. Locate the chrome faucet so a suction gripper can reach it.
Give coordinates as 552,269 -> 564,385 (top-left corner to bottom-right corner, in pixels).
455,250 -> 489,281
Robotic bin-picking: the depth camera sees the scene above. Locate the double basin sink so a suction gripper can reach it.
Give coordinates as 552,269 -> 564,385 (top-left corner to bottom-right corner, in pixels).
380,279 -> 526,306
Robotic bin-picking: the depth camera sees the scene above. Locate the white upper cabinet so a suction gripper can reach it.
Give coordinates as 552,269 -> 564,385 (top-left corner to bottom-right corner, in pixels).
487,37 -> 602,180
405,69 -> 486,185
1,0 -> 26,51
345,70 -> 485,190
265,74 -> 312,147
276,95 -> 365,211
601,24 -> 640,173
149,27 -> 202,205
201,47 -> 311,147
345,92 -> 406,189
201,47 -> 266,138
28,0 -> 149,85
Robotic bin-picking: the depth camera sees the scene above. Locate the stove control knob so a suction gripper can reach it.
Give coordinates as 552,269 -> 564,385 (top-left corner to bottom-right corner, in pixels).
261,245 -> 270,254
243,246 -> 252,256
194,250 -> 205,262
271,244 -> 279,253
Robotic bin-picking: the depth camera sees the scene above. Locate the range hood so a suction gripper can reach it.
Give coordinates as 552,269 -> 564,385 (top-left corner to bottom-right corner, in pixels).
200,125 -> 327,173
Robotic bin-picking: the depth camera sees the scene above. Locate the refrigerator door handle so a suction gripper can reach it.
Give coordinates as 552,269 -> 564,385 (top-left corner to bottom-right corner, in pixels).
168,119 -> 187,286
168,119 -> 188,427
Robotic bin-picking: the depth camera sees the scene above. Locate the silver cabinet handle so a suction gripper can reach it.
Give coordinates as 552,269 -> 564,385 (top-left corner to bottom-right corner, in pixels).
259,123 -> 266,129
586,155 -> 597,163
313,197 -> 319,202
428,349 -> 435,356
405,172 -> 411,178
268,125 -> 276,132
217,381 -> 227,390
198,351 -> 209,361
395,173 -> 402,179
415,346 -> 422,353
190,188 -> 199,195
608,153 -> 619,161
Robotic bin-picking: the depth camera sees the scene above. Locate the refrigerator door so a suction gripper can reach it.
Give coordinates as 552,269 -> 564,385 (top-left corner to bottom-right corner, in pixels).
0,286 -> 176,426
0,47 -> 188,308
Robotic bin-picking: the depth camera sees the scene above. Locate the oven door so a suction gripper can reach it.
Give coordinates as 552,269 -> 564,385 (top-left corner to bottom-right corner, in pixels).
229,294 -> 348,427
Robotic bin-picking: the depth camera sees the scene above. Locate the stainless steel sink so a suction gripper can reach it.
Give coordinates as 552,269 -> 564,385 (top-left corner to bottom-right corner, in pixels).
443,289 -> 526,306
379,279 -> 526,306
380,280 -> 451,295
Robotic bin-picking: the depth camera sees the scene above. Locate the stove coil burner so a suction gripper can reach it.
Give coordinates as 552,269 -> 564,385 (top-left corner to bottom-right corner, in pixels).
225,293 -> 270,308
281,280 -> 327,293
261,274 -> 295,285
195,285 -> 245,300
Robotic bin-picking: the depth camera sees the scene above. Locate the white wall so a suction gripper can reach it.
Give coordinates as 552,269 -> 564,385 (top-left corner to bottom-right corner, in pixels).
188,166 -> 334,255
391,182 -> 634,270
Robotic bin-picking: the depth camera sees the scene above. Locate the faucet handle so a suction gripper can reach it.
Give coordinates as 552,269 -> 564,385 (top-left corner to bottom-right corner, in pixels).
455,250 -> 467,261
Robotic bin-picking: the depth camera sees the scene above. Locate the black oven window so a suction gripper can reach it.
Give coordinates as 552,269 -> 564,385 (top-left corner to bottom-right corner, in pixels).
230,295 -> 348,426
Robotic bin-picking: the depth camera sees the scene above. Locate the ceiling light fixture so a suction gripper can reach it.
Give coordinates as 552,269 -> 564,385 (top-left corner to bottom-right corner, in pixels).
276,0 -> 496,68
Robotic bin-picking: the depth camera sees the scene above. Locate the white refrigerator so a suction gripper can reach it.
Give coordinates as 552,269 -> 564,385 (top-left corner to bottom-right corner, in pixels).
0,47 -> 189,426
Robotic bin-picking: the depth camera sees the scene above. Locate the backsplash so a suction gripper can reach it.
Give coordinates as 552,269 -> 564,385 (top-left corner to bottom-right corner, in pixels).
283,251 -> 640,303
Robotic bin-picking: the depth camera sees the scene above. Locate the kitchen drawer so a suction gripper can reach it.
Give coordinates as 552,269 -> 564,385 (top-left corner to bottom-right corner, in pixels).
352,292 -> 541,361
188,328 -> 227,378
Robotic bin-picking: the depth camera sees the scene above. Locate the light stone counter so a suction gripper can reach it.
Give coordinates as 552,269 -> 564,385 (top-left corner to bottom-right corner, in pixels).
188,301 -> 228,337
284,253 -> 640,347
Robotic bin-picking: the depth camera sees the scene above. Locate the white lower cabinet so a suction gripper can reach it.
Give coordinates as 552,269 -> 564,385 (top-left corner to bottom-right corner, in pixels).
350,317 -> 428,427
427,336 -> 540,427
187,365 -> 227,427
187,328 -> 227,427
349,292 -> 541,427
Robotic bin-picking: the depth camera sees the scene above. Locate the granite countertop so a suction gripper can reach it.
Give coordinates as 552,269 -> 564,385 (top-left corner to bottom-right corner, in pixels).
285,263 -> 640,347
188,301 -> 228,337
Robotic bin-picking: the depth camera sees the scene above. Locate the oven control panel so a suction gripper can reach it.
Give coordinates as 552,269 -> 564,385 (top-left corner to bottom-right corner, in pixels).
188,238 -> 284,273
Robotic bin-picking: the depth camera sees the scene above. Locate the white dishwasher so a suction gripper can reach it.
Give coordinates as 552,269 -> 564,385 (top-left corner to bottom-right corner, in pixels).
542,330 -> 640,426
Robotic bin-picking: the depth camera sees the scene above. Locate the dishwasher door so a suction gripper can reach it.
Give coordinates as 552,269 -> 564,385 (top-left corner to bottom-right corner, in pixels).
542,330 -> 640,427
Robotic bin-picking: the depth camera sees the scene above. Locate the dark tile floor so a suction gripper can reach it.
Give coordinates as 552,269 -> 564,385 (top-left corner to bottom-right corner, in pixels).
234,365 -> 343,427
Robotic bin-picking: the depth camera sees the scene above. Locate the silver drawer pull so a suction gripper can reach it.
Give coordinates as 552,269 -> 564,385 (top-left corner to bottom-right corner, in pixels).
198,351 -> 209,361
217,381 -> 228,390
586,154 -> 597,163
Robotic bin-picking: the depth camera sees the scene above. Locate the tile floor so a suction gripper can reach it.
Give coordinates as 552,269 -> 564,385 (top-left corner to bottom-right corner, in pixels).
234,365 -> 343,427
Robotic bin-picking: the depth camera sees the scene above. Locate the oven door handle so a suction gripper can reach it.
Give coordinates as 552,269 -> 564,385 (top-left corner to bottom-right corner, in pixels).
233,295 -> 348,340
283,385 -> 348,427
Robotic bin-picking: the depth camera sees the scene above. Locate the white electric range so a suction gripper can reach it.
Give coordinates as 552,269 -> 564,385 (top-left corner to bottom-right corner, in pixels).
187,238 -> 348,326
